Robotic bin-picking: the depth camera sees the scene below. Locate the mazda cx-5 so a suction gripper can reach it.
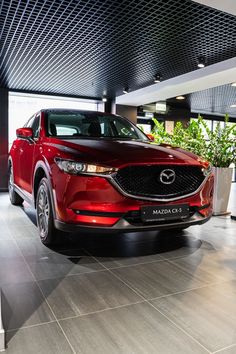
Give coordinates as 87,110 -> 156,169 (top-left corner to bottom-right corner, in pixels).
9,109 -> 214,244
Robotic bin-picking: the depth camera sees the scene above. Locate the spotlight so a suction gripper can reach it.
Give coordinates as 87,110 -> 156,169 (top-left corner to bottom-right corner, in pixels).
197,56 -> 206,68
123,87 -> 129,94
102,96 -> 107,102
231,83 -> 236,87
154,73 -> 162,83
176,95 -> 185,100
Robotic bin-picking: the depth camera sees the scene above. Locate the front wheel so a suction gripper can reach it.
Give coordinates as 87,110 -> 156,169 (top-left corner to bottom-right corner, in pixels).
36,177 -> 58,245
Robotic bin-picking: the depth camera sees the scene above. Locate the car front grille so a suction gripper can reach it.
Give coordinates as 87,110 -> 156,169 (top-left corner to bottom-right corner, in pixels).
112,165 -> 206,200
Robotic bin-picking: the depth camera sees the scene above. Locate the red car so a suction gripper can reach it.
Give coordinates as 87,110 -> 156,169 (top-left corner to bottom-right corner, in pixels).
9,109 -> 214,245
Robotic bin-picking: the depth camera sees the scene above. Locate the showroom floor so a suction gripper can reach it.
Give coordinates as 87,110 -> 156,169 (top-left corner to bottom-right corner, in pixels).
0,185 -> 236,354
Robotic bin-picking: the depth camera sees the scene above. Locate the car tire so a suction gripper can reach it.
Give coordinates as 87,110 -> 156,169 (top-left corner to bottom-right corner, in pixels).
36,177 -> 58,245
8,164 -> 23,206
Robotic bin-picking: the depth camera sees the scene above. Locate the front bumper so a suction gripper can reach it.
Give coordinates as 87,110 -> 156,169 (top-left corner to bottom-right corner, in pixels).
51,168 -> 214,232
54,210 -> 212,233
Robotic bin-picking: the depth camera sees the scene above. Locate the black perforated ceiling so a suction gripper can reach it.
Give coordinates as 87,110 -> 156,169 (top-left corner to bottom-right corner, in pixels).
0,0 -> 236,100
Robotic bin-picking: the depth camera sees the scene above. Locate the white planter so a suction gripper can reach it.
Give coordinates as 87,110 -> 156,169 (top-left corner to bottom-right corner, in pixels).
212,167 -> 233,216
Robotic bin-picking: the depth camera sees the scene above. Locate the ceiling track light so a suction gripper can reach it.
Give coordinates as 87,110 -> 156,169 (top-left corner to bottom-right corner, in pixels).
154,73 -> 162,83
231,83 -> 236,87
176,95 -> 185,100
197,56 -> 206,68
102,96 -> 107,102
123,87 -> 129,94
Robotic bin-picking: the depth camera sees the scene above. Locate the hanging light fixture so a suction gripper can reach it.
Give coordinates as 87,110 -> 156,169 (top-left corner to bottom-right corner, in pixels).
197,56 -> 206,68
154,73 -> 162,83
123,87 -> 129,94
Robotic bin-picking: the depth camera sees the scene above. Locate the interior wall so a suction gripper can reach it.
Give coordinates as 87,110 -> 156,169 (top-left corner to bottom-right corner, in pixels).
116,105 -> 137,124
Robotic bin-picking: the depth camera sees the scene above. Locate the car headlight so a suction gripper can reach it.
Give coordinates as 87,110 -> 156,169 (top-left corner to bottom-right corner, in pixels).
202,163 -> 213,177
55,158 -> 118,175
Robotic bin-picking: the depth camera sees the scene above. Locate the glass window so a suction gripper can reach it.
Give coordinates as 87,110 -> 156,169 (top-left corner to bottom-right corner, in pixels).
25,115 -> 40,138
31,115 -> 40,138
46,111 -> 148,141
8,92 -> 99,150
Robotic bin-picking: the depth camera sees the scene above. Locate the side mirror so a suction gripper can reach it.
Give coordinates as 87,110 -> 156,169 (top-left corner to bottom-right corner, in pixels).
16,127 -> 33,139
146,133 -> 155,141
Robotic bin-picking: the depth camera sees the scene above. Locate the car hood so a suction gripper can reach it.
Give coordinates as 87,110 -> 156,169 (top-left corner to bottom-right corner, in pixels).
49,138 -> 203,168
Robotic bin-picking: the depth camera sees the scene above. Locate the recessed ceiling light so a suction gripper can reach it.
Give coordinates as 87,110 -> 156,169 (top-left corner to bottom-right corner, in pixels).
123,87 -> 129,94
176,95 -> 185,100
231,83 -> 236,87
154,73 -> 162,83
230,104 -> 236,107
197,56 -> 206,68
102,96 -> 107,102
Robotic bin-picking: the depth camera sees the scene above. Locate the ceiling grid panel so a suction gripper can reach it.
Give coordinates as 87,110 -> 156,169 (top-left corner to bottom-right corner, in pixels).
0,0 -> 236,100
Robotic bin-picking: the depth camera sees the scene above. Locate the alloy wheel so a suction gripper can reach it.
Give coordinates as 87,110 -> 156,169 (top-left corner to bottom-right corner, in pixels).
8,165 -> 14,200
37,186 -> 49,237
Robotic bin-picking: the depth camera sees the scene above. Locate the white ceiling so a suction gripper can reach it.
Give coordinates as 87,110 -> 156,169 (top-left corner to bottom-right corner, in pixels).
192,0 -> 236,16
116,57 -> 236,106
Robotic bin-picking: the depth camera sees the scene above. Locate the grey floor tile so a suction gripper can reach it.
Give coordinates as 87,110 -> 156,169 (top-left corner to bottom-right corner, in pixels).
151,281 -> 236,352
190,217 -> 236,250
94,253 -> 164,269
60,302 -> 208,354
215,344 -> 236,353
25,252 -> 104,281
38,270 -> 142,318
0,223 -> 13,239
0,258 -> 34,286
112,260 -> 205,299
171,247 -> 236,283
5,322 -> 73,354
15,237 -> 56,257
0,205 -> 33,227
7,224 -> 37,239
0,239 -> 22,259
159,236 -> 210,260
2,281 -> 55,330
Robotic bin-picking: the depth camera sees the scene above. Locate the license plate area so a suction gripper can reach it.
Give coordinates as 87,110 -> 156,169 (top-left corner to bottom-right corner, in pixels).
141,204 -> 189,222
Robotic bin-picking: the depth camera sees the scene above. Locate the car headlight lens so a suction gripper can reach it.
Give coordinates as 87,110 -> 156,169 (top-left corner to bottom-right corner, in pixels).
202,163 -> 213,177
55,158 -> 117,175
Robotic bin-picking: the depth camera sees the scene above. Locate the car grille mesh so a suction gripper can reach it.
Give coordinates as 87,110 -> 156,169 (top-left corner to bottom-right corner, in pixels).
113,165 -> 205,200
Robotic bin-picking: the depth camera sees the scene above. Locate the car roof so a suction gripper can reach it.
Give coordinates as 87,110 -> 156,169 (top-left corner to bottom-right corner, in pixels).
41,108 -> 113,116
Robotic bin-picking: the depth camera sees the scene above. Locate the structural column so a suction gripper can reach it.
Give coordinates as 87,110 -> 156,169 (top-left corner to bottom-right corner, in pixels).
116,104 -> 137,124
0,88 -> 9,191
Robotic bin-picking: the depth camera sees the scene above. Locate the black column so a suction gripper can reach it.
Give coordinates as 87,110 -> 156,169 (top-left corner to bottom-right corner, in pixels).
0,88 -> 9,191
104,99 -> 113,114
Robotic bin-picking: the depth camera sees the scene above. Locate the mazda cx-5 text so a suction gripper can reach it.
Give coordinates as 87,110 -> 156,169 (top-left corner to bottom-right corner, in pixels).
9,109 -> 214,245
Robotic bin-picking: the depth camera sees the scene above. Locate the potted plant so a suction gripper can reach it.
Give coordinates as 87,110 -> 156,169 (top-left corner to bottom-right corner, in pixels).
152,115 -> 236,215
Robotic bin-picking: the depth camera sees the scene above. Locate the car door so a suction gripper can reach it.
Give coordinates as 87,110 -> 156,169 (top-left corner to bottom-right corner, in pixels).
18,114 -> 40,193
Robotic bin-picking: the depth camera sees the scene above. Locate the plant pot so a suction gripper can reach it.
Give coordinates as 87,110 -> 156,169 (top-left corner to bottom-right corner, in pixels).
212,167 -> 233,216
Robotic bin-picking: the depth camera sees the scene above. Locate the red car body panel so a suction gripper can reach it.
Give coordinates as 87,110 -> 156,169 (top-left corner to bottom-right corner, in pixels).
9,109 -> 214,232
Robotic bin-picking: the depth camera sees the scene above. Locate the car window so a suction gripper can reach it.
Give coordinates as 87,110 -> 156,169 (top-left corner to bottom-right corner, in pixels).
46,111 -> 148,141
56,126 -> 79,136
25,115 -> 40,138
31,115 -> 40,138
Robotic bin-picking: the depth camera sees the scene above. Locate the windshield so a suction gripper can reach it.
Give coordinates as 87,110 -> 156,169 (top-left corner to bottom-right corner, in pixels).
46,111 -> 148,141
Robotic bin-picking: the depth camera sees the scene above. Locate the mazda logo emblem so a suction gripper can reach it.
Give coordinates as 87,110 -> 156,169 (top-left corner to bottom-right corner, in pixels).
160,169 -> 176,184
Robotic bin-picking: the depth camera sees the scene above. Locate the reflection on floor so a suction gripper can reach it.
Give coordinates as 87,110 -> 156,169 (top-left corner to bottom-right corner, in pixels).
0,184 -> 236,354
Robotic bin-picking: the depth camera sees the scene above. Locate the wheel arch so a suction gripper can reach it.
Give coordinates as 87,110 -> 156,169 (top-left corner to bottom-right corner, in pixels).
33,161 -> 56,218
